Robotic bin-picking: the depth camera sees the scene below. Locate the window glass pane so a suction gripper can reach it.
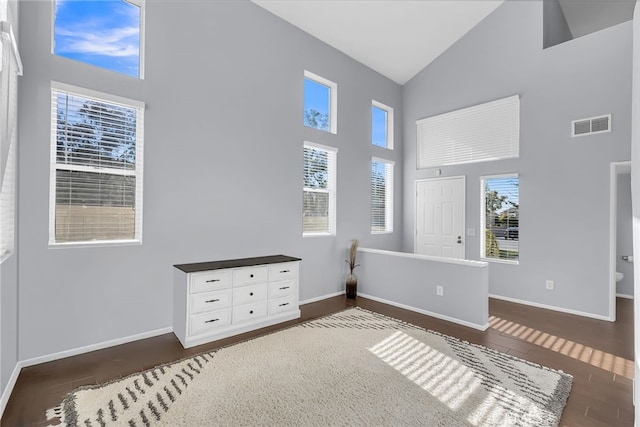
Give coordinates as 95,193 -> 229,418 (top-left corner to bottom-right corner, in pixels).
54,0 -> 142,78
303,191 -> 329,233
372,106 -> 387,148
303,146 -> 328,189
303,78 -> 330,131
56,93 -> 137,170
483,176 -> 519,262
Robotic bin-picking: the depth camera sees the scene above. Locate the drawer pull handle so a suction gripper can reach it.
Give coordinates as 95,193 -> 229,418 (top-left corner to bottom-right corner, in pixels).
280,270 -> 290,273
279,286 -> 290,290
206,279 -> 220,283
249,292 -> 254,296
205,299 -> 220,303
279,303 -> 290,307
205,318 -> 219,323
249,310 -> 254,314
250,274 -> 254,278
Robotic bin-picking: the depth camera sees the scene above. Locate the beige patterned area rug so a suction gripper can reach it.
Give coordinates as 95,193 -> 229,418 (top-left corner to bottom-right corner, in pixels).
47,308 -> 572,426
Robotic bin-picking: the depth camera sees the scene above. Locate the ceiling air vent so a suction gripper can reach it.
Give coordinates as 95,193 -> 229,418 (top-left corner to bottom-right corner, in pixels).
571,114 -> 611,137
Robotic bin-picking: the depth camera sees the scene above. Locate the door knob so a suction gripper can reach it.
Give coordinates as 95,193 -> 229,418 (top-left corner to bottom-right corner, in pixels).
457,236 -> 462,244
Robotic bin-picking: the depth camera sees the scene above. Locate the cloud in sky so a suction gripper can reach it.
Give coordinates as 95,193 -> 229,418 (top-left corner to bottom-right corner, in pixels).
54,0 -> 141,77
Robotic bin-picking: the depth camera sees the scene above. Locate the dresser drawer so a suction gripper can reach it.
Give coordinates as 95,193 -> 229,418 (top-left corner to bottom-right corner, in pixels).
233,283 -> 267,306
268,280 -> 295,298
189,309 -> 231,336
269,262 -> 298,281
190,289 -> 232,314
190,270 -> 232,293
233,266 -> 268,286
268,295 -> 296,315
233,301 -> 268,323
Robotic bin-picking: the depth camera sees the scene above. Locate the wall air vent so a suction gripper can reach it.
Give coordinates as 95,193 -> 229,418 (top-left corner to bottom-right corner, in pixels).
571,114 -> 611,137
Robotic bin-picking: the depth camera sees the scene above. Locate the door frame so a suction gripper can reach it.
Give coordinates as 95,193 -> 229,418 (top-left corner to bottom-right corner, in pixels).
414,176 -> 466,258
609,160 -> 632,322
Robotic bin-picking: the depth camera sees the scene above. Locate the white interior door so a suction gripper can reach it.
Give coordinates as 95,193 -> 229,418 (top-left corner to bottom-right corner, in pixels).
416,177 -> 465,259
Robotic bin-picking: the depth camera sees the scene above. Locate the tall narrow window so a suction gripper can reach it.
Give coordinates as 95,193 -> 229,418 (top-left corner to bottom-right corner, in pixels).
50,82 -> 144,246
481,174 -> 519,262
371,158 -> 394,233
372,100 -> 394,149
53,0 -> 145,78
303,142 -> 337,236
303,70 -> 337,134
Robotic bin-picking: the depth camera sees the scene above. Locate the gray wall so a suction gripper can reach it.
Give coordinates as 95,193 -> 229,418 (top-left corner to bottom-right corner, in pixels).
358,249 -> 488,329
402,1 -> 632,318
617,173 -> 634,297
17,0 -> 403,361
543,0 -> 573,48
1,0 -> 19,397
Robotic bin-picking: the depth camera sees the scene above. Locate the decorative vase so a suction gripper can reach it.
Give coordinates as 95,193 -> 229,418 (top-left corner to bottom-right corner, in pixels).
346,272 -> 357,299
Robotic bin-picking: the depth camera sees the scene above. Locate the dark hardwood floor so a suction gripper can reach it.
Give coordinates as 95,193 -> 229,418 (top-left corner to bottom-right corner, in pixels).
1,296 -> 634,426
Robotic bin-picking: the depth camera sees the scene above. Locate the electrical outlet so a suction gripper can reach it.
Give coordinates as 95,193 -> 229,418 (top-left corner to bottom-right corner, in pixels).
436,285 -> 444,296
545,280 -> 554,290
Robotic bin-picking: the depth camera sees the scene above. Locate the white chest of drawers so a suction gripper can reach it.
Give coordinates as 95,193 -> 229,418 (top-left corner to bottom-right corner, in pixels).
173,255 -> 301,348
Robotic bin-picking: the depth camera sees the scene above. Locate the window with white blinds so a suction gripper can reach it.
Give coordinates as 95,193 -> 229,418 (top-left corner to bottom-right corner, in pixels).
371,158 -> 393,233
303,142 -> 337,236
481,174 -> 519,263
0,21 -> 22,263
417,95 -> 520,168
50,82 -> 144,246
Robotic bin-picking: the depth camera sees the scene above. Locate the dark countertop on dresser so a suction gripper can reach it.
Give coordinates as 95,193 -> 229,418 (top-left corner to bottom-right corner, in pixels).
174,255 -> 301,273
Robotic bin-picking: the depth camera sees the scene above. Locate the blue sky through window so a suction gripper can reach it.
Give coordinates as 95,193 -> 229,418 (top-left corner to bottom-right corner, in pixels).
303,78 -> 330,131
372,106 -> 387,147
54,0 -> 141,78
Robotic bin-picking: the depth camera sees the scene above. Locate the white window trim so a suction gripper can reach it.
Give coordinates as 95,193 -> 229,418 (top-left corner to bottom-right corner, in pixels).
51,0 -> 146,79
480,173 -> 519,265
371,157 -> 394,234
303,141 -> 337,237
304,70 -> 337,135
49,81 -> 145,248
372,100 -> 394,150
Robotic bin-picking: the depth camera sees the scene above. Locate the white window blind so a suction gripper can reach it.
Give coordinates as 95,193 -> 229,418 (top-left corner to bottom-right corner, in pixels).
303,141 -> 337,236
50,82 -> 144,246
0,21 -> 22,263
417,95 -> 520,168
371,158 -> 393,233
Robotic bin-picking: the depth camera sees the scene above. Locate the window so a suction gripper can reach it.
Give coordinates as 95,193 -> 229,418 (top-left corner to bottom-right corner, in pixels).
50,82 -> 144,246
481,174 -> 519,263
303,70 -> 337,134
53,0 -> 145,78
371,158 -> 393,233
0,21 -> 22,262
303,142 -> 337,236
417,95 -> 519,168
371,100 -> 394,149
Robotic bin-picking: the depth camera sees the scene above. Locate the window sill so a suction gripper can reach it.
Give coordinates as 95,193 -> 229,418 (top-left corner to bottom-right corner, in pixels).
303,232 -> 335,238
480,257 -> 519,265
49,239 -> 142,249
371,230 -> 393,235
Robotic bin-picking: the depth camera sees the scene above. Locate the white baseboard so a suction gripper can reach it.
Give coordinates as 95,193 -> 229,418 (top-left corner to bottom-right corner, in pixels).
489,294 -> 612,321
20,326 -> 173,368
299,291 -> 344,305
0,360 -> 24,419
358,293 -> 489,331
617,293 -> 634,300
